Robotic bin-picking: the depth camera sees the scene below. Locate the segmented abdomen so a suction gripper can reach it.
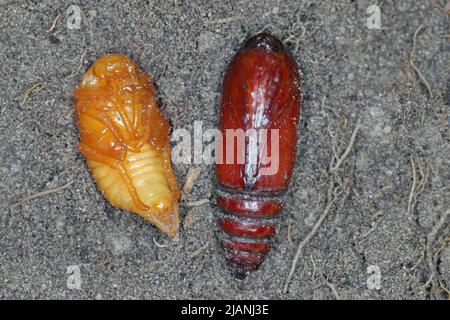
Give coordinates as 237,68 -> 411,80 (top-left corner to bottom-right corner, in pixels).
88,143 -> 178,236
217,194 -> 283,276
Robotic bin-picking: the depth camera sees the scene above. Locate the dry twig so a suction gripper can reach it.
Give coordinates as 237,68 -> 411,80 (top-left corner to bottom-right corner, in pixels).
185,199 -> 209,207
182,167 -> 202,195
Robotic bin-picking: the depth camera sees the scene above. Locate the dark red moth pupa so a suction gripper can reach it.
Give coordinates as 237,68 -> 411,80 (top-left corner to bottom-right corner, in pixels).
216,33 -> 301,277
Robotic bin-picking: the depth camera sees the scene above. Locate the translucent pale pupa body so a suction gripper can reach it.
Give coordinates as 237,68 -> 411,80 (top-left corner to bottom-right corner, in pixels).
75,54 -> 180,237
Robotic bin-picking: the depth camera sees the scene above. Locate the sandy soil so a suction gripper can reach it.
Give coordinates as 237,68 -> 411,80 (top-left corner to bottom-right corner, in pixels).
0,0 -> 449,299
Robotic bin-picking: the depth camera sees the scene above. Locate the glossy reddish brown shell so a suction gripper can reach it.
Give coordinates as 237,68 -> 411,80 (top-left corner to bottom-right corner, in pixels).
216,33 -> 301,192
216,33 -> 301,277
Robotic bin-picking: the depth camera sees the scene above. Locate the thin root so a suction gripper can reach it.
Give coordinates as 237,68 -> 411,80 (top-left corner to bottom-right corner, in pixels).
66,49 -> 87,80
430,0 -> 450,15
287,219 -> 293,244
47,12 -> 62,33
406,156 -> 418,219
319,277 -> 341,300
207,15 -> 241,25
284,120 -> 360,294
356,212 -> 386,247
331,121 -> 361,172
284,178 -> 337,294
409,25 -> 433,98
21,82 -> 45,106
10,180 -> 74,209
187,238 -> 212,258
153,238 -> 168,248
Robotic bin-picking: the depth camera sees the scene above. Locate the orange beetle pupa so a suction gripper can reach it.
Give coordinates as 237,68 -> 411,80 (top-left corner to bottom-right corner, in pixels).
75,54 -> 180,237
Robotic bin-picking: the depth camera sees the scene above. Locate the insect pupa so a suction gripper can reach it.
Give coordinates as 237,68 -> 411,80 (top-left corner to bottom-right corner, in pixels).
75,54 -> 180,237
216,33 -> 301,277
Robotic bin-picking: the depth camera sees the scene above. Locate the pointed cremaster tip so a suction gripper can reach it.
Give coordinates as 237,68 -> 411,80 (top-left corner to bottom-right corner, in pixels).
243,32 -> 284,52
225,250 -> 268,279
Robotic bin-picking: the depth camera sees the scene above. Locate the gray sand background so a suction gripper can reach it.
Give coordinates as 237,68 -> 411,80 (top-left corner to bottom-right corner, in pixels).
0,0 -> 449,299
